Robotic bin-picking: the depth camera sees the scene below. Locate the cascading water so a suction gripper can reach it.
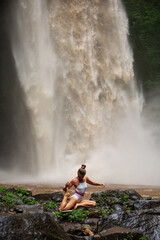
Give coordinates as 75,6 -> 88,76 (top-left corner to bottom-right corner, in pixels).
1,0 -> 160,184
11,0 -> 57,175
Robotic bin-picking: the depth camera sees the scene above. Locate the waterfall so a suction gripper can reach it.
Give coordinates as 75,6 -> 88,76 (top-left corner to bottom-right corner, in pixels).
11,0 -> 57,175
1,0 -> 160,184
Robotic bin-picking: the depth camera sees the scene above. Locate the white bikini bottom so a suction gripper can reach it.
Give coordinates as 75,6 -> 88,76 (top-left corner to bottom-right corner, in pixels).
71,193 -> 83,202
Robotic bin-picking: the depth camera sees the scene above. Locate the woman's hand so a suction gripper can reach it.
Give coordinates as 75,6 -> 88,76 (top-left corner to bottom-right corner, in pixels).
100,183 -> 105,187
63,181 -> 70,192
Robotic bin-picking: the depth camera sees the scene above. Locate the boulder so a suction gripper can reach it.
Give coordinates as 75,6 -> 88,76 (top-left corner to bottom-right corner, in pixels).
33,191 -> 63,203
133,200 -> 160,210
97,208 -> 160,239
14,204 -> 43,213
93,227 -> 145,239
0,212 -> 71,240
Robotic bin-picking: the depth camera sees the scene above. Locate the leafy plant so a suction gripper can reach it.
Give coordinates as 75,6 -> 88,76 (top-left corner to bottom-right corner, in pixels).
126,207 -> 133,212
108,199 -> 116,206
139,237 -> 147,240
0,188 -> 6,193
16,188 -> 30,199
54,209 -> 90,222
123,233 -> 133,240
1,196 -> 20,206
120,194 -> 129,205
43,201 -> 57,210
5,192 -> 18,199
95,207 -> 113,218
23,198 -> 39,205
54,211 -> 65,220
68,210 -> 90,222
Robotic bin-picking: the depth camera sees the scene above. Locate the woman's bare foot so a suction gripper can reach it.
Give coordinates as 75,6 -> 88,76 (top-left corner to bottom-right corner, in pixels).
74,203 -> 80,209
64,190 -> 70,198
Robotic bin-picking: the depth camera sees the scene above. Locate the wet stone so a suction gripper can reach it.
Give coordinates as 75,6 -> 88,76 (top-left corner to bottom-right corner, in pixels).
113,204 -> 123,212
133,200 -> 160,210
51,191 -> 64,202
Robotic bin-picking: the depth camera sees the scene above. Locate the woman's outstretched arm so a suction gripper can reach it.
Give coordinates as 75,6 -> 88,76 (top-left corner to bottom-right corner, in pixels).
86,176 -> 105,187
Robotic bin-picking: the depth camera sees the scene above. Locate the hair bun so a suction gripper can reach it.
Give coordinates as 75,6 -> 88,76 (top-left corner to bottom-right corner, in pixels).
81,164 -> 86,169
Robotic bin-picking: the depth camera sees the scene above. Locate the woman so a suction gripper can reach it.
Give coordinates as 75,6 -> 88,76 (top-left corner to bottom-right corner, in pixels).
59,164 -> 105,211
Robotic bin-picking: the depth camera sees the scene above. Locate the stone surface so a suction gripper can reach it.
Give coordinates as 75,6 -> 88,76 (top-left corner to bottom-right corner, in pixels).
33,191 -> 63,203
133,199 -> 160,210
93,227 -> 144,240
0,212 -> 71,240
14,204 -> 43,213
98,208 -> 160,239
0,188 -> 159,239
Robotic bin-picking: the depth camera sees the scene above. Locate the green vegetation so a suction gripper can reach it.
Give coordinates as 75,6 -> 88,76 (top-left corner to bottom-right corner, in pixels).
43,201 -> 57,211
0,188 -> 39,206
123,234 -> 148,240
53,207 -> 113,222
96,208 -> 113,218
95,193 -> 115,207
123,233 -> 133,240
1,196 -> 20,206
5,192 -> 18,199
0,188 -> 7,192
16,188 -> 30,199
119,194 -> 134,212
123,0 -> 160,90
23,198 -> 39,205
139,237 -> 148,240
119,194 -> 129,205
54,209 -> 90,222
68,210 -> 90,222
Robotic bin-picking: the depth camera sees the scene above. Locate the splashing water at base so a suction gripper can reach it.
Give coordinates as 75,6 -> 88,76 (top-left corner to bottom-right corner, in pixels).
1,0 -> 160,185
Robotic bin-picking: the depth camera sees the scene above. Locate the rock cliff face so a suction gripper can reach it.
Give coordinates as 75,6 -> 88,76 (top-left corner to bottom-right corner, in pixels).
1,188 -> 160,239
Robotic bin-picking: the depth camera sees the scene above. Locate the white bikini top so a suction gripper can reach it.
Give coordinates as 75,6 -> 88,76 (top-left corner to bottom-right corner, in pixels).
75,181 -> 87,197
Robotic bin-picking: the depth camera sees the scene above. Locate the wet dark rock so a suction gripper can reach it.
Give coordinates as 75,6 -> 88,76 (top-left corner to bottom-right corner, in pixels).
51,191 -> 64,202
104,190 -> 125,198
14,204 -> 43,213
93,227 -> 145,240
87,211 -> 100,218
83,218 -> 99,232
33,193 -> 53,201
5,188 -> 17,195
1,188 -> 160,239
133,199 -> 160,210
61,222 -> 83,236
97,208 -> 160,239
24,196 -> 36,202
112,204 -> 123,212
14,207 -> 23,213
125,190 -> 143,200
0,203 -> 9,213
143,196 -> 152,200
0,212 -> 71,240
68,234 -> 92,240
33,191 -> 63,203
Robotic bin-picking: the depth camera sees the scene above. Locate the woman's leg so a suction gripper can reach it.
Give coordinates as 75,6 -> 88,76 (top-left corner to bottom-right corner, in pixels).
63,197 -> 77,210
74,200 -> 96,209
59,191 -> 70,211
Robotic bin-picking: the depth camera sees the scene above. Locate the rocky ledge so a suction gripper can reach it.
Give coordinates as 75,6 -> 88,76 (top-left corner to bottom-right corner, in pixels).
0,187 -> 159,239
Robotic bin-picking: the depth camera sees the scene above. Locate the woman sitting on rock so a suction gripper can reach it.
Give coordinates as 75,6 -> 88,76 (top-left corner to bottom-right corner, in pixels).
59,164 -> 105,211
